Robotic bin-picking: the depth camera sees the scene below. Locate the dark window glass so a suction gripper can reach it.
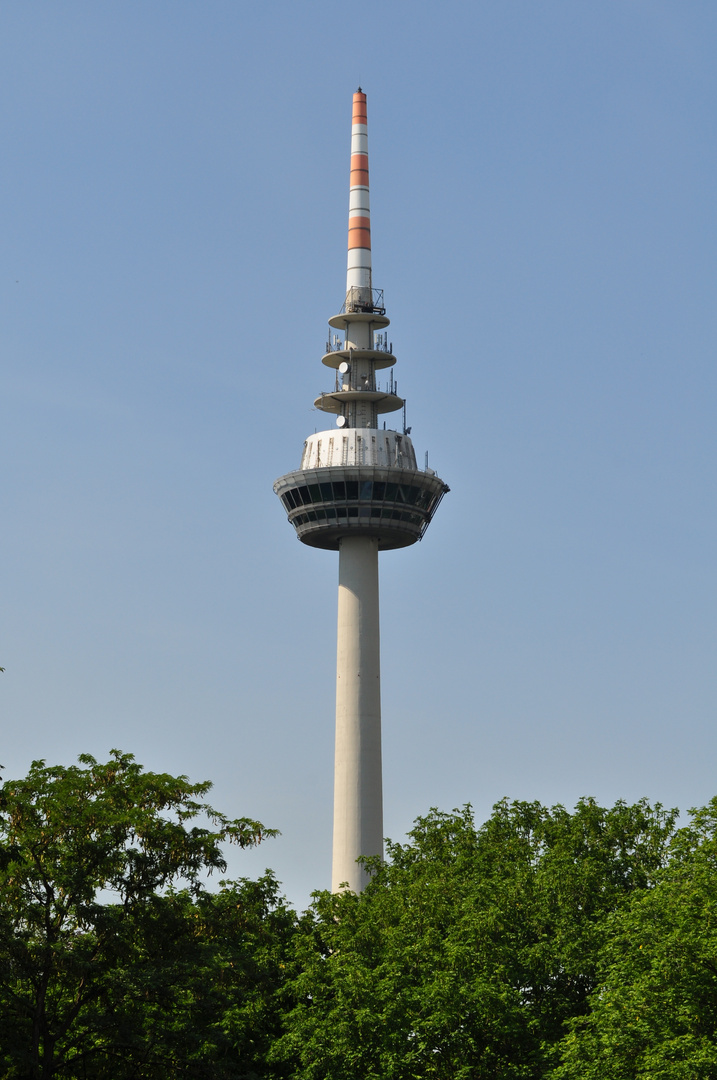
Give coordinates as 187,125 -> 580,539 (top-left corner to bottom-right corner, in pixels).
385,483 -> 397,501
348,506 -> 358,518
415,488 -> 430,509
406,486 -> 420,505
315,508 -> 326,520
297,486 -> 310,505
360,480 -> 373,501
346,480 -> 359,500
307,510 -> 317,521
373,481 -> 385,500
359,506 -> 371,518
325,507 -> 337,519
336,507 -> 347,520
308,484 -> 322,503
281,494 -> 293,511
395,486 -> 406,503
380,507 -> 393,518
332,481 -> 346,500
320,482 -> 333,501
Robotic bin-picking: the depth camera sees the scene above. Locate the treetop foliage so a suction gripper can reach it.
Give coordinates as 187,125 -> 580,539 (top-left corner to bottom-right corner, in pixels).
3,751 -> 717,1079
273,797 -> 679,1080
0,749 -> 274,908
0,751 -> 285,1079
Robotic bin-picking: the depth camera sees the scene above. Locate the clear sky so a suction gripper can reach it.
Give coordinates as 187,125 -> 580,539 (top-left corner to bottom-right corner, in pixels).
2,1 -> 715,910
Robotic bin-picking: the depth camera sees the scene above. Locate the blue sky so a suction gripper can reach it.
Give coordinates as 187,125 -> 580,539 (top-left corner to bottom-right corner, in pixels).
2,1 -> 716,909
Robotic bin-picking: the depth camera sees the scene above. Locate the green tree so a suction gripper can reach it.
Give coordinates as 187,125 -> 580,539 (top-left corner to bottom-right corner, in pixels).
0,751 -> 286,1079
274,798 -> 676,1080
553,797 -> 717,1080
51,874 -> 297,1079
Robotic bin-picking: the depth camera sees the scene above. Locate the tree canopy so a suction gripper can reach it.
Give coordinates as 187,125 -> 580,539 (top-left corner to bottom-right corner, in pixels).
0,751 -> 291,1079
554,798 -> 717,1080
273,798 -> 677,1079
4,751 -> 717,1079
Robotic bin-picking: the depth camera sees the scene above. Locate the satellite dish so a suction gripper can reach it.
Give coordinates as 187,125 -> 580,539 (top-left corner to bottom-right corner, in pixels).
338,361 -> 350,375
336,415 -> 346,428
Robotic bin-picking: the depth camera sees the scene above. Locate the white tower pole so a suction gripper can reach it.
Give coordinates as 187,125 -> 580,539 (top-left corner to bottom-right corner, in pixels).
274,89 -> 449,893
332,535 -> 383,892
331,91 -> 382,891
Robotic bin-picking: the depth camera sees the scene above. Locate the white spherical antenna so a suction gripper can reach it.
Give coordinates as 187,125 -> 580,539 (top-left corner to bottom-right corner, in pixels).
336,415 -> 347,428
338,361 -> 350,375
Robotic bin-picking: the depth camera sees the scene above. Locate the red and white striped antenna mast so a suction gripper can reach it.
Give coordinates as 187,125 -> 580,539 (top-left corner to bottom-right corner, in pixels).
346,88 -> 372,309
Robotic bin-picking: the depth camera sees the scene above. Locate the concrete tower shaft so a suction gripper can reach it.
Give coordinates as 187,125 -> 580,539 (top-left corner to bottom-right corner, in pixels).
273,90 -> 448,893
333,535 -> 383,891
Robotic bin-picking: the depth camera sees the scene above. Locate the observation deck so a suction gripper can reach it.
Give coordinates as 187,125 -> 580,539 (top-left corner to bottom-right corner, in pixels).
274,463 -> 449,551
275,268 -> 448,549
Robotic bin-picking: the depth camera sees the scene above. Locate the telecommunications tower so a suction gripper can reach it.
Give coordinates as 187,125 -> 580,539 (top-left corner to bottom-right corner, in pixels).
274,90 -> 449,893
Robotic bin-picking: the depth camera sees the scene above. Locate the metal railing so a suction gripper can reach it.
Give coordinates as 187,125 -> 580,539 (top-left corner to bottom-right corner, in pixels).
373,332 -> 393,353
325,335 -> 394,354
341,286 -> 385,315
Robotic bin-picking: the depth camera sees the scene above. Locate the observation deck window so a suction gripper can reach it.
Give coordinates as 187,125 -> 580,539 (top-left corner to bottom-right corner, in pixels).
281,477 -> 444,532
